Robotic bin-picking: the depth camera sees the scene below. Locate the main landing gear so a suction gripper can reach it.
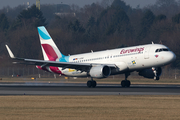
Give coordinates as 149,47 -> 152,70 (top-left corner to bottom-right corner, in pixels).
87,78 -> 97,88
121,72 -> 131,87
87,73 -> 131,88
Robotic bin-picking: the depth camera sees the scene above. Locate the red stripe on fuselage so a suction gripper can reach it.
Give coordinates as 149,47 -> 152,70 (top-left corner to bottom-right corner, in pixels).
41,44 -> 58,61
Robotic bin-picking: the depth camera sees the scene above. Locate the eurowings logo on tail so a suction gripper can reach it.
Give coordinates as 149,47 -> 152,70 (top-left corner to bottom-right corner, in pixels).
41,44 -> 58,61
38,27 -> 51,40
38,26 -> 63,61
37,26 -> 70,62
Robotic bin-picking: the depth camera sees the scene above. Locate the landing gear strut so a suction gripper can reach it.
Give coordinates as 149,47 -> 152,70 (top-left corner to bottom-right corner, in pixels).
121,72 -> 131,87
87,78 -> 97,88
152,67 -> 160,80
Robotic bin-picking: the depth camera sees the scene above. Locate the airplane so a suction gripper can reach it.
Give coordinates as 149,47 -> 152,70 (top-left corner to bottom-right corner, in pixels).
5,26 -> 176,88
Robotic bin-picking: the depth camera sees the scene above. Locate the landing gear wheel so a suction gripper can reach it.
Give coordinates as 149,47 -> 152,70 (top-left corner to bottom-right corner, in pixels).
154,76 -> 160,80
87,80 -> 97,88
92,81 -> 97,88
121,80 -> 126,87
87,81 -> 92,88
121,80 -> 131,87
126,80 -> 131,87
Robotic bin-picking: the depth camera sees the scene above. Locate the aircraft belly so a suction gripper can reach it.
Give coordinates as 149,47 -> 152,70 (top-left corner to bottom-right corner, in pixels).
61,68 -> 88,77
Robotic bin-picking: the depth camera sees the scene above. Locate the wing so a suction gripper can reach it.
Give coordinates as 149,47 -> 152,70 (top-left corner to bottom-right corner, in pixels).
5,45 -> 117,72
18,59 -> 117,71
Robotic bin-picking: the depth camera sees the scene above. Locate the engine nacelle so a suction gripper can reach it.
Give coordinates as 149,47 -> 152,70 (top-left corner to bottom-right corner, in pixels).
89,65 -> 111,78
138,67 -> 162,79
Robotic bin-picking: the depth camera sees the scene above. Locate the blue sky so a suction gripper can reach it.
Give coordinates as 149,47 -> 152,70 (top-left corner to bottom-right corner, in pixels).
0,0 -> 157,9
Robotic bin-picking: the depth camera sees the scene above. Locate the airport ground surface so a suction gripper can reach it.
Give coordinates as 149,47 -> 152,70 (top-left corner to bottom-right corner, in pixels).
1,77 -> 180,120
0,77 -> 180,95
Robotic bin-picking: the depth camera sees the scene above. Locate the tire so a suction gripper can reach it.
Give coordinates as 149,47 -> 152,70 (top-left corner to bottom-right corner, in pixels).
121,80 -> 126,87
87,81 -> 92,88
126,80 -> 131,87
91,81 -> 97,88
121,80 -> 131,87
154,76 -> 160,80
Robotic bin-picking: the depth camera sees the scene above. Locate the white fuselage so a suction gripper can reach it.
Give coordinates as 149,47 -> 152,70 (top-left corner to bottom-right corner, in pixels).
57,44 -> 176,77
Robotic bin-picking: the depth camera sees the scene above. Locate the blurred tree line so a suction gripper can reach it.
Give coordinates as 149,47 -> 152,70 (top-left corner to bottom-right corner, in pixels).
0,0 -> 180,69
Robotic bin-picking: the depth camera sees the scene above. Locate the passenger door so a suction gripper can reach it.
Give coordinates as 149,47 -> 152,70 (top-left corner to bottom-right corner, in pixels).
144,47 -> 151,59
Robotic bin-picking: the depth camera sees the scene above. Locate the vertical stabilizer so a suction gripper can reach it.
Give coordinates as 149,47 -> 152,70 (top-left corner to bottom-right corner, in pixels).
38,26 -> 63,61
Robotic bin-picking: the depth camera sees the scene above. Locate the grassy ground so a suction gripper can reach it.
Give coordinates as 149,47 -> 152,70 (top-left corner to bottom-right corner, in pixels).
0,78 -> 180,119
0,96 -> 180,120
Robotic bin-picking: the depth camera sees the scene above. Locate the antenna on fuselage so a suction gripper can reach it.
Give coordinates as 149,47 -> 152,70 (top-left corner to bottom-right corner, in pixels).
152,41 -> 154,44
159,40 -> 162,44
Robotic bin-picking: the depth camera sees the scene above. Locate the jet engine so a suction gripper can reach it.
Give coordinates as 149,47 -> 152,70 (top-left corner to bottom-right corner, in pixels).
89,65 -> 111,78
138,67 -> 162,80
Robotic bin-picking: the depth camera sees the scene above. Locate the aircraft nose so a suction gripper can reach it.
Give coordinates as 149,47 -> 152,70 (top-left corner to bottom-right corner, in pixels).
170,52 -> 176,62
172,52 -> 176,61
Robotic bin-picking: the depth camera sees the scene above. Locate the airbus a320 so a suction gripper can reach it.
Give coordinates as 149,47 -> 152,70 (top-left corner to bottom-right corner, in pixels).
6,26 -> 176,87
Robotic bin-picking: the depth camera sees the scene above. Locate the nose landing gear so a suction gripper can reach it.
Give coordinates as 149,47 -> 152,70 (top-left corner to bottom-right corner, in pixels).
152,67 -> 160,80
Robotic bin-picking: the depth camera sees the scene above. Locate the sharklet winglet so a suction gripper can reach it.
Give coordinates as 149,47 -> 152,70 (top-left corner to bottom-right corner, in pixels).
5,45 -> 15,59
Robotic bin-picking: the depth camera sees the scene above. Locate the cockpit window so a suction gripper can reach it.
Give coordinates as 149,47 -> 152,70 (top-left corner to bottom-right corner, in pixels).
155,49 -> 159,52
155,48 -> 169,53
162,49 -> 169,51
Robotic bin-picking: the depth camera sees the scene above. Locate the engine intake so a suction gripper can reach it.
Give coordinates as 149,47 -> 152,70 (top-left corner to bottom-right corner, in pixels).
89,65 -> 111,78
